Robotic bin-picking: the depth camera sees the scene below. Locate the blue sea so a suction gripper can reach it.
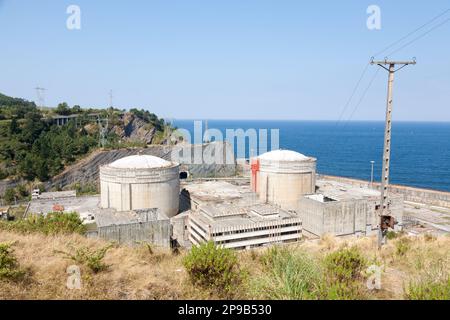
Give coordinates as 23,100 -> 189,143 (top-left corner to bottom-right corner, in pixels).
173,120 -> 450,192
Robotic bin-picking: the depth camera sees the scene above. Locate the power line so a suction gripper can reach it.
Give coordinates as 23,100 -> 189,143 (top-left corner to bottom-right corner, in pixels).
372,8 -> 450,58
387,16 -> 450,57
343,68 -> 381,126
335,63 -> 370,126
335,8 -> 450,125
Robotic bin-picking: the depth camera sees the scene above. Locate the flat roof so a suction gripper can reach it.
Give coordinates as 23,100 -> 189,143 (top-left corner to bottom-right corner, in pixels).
315,179 -> 384,201
93,208 -> 165,228
195,203 -> 299,229
182,180 -> 258,206
28,195 -> 100,216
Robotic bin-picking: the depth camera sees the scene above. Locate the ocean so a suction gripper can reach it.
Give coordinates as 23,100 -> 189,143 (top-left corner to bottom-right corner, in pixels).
172,120 -> 450,192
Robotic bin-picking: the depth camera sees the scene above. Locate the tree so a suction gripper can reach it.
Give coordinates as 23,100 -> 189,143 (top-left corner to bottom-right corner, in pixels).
56,102 -> 71,115
9,118 -> 19,135
4,188 -> 16,204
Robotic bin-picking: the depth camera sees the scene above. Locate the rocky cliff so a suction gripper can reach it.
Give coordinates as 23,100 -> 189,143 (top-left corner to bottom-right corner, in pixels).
47,142 -> 237,190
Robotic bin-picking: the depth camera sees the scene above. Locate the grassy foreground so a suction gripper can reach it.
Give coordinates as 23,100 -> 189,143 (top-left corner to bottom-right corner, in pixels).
0,230 -> 449,300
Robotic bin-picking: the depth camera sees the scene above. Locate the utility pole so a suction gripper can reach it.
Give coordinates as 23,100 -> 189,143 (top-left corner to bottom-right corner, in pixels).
371,58 -> 416,248
370,160 -> 375,187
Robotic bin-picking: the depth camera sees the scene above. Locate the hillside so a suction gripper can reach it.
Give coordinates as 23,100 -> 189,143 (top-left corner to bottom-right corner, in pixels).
0,228 -> 449,300
0,92 -> 170,200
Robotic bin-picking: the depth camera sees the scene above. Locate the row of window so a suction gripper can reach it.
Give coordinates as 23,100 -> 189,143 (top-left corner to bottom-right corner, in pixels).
212,222 -> 301,237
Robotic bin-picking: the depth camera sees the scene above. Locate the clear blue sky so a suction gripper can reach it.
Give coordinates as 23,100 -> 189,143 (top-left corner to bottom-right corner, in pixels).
1,0 -> 449,121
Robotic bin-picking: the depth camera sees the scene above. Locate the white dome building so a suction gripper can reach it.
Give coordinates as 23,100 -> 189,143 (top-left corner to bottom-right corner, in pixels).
251,150 -> 317,211
100,155 -> 180,217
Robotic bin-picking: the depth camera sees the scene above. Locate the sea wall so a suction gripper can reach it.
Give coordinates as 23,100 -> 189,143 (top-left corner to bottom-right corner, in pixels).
318,174 -> 450,208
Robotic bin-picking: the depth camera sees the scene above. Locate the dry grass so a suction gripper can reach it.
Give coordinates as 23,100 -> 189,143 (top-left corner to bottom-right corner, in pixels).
1,231 -> 449,300
0,231 -> 192,300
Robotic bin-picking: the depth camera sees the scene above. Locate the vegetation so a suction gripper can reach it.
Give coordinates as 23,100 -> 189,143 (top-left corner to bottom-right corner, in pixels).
406,278 -> 450,300
55,244 -> 113,273
0,227 -> 449,300
0,242 -> 25,281
0,212 -> 86,235
3,185 -> 30,204
71,182 -> 98,196
254,246 -> 323,299
130,108 -> 165,132
395,237 -> 411,256
322,247 -> 368,300
183,241 -> 244,297
252,246 -> 368,300
0,93 -> 168,185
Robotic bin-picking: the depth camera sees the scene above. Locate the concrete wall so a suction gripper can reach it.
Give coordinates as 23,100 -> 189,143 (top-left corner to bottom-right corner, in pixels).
88,220 -> 171,247
319,175 -> 450,208
299,195 -> 404,237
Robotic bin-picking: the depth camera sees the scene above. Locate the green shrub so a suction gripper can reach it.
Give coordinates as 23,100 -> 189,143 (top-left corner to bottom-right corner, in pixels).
55,244 -> 113,273
0,242 -> 25,280
183,241 -> 243,297
72,182 -> 98,196
4,188 -> 16,205
324,247 -> 367,283
0,212 -> 86,235
406,278 -> 450,300
255,246 -> 323,300
395,238 -> 411,256
322,247 -> 368,300
386,231 -> 398,240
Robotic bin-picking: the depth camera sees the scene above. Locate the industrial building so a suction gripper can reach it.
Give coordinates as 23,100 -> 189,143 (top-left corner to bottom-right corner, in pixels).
298,180 -> 404,238
100,154 -> 180,218
24,148 -> 405,249
188,204 -> 302,250
87,208 -> 171,247
251,150 -> 317,211
179,180 -> 302,249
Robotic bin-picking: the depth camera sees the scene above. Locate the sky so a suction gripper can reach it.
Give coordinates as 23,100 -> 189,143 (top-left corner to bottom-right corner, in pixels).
0,0 -> 449,121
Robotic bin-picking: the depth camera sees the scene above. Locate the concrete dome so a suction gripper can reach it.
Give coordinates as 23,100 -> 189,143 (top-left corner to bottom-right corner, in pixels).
258,150 -> 309,162
109,155 -> 172,169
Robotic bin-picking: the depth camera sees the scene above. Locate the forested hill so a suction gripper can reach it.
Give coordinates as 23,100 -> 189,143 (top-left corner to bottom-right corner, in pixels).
0,92 -> 170,183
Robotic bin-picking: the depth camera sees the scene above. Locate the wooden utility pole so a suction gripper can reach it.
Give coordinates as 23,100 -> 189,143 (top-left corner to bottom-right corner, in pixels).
371,58 -> 416,248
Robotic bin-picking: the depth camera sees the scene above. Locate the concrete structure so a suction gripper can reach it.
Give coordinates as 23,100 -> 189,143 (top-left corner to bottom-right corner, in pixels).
251,150 -> 317,211
188,204 -> 302,250
100,155 -> 180,217
180,180 -> 302,249
27,194 -> 100,221
87,208 -> 171,247
299,179 -> 403,238
319,174 -> 450,209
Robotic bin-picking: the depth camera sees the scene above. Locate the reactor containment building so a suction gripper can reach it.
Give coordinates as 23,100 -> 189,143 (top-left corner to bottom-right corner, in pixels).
99,154 -> 180,218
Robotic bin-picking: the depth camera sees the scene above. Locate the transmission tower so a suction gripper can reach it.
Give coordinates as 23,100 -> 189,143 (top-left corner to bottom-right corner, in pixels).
109,90 -> 113,108
35,87 -> 46,108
